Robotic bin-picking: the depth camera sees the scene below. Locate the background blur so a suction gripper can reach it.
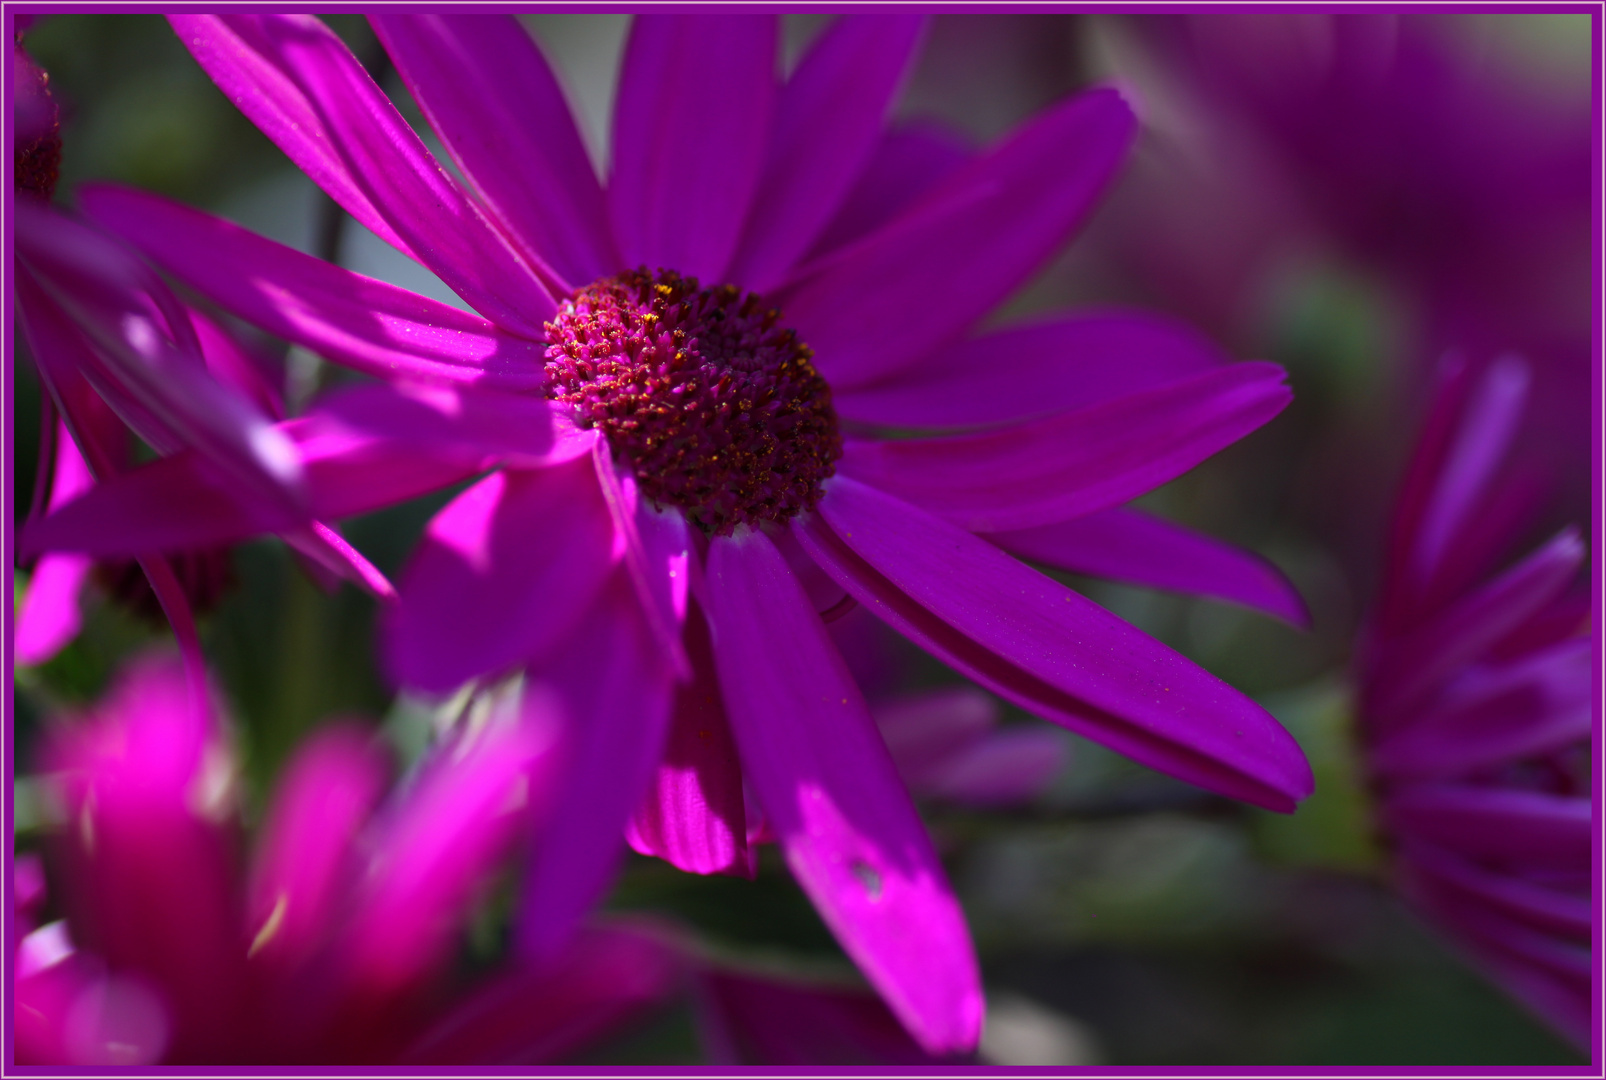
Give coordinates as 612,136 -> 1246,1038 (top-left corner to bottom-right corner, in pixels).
13,13 -> 1595,1064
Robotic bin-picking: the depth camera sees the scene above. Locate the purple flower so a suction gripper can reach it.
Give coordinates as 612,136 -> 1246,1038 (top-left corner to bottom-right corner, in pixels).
44,14 -> 1314,1050
1358,355 -> 1590,1050
15,653 -> 677,1065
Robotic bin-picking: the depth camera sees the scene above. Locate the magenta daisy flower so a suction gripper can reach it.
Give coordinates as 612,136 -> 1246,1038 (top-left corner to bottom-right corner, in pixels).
16,653 -> 676,1065
46,14 -> 1313,1049
1359,356 -> 1590,1050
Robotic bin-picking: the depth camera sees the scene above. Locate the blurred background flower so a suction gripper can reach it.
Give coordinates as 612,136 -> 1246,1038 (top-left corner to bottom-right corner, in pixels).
12,12 -> 1594,1065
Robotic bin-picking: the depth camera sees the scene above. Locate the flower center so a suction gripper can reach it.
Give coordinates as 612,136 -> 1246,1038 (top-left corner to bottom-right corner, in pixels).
544,268 -> 841,535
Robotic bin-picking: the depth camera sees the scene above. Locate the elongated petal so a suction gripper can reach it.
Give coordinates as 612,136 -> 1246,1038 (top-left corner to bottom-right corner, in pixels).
372,15 -> 616,290
873,687 -> 998,782
610,15 -> 776,282
247,724 -> 389,971
403,924 -> 679,1065
917,727 -> 1070,808
835,312 -> 1229,429
189,308 -> 284,421
987,507 -> 1309,627
728,15 -> 926,292
519,576 -> 677,959
1366,527 -> 1585,727
592,446 -> 690,677
1370,640 -> 1591,780
626,605 -> 750,877
777,87 -> 1135,389
797,478 -> 1314,811
283,523 -> 397,601
841,363 -> 1292,532
16,554 -> 93,665
809,122 -> 971,257
705,529 -> 982,1055
346,715 -> 555,995
17,206 -> 304,517
384,461 -> 619,695
175,15 -> 556,333
1385,787 -> 1589,873
168,13 -> 419,259
81,186 -> 550,392
1402,842 -> 1590,942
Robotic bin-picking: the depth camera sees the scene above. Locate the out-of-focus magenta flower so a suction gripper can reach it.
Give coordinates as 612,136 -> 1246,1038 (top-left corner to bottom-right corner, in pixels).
15,654 -> 678,1065
1358,356 -> 1590,1051
44,14 -> 1317,1050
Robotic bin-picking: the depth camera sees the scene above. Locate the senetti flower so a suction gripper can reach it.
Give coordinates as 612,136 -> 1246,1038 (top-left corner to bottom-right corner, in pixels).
61,14 -> 1313,1049
15,654 -> 676,1065
1358,356 -> 1590,1050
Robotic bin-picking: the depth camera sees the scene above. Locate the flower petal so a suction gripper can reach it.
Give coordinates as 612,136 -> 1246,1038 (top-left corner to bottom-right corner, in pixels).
16,554 -> 93,666
383,461 -> 620,695
1369,640 -> 1592,780
80,186 -> 550,392
1366,527 -> 1585,728
986,507 -> 1309,627
282,522 -> 397,601
873,687 -> 997,784
776,87 -> 1136,389
916,727 -> 1070,808
345,713 -> 555,995
167,13 -> 419,259
796,477 -> 1314,811
704,528 -> 982,1055
610,15 -> 777,282
372,14 -> 616,290
247,724 -> 389,971
626,605 -> 750,878
1402,841 -> 1590,943
519,576 -> 677,959
172,14 -> 556,332
402,923 -> 679,1065
809,121 -> 971,258
16,206 -> 304,517
727,15 -> 927,292
834,311 -> 1230,429
840,362 -> 1292,532
1385,786 -> 1590,873
591,446 -> 690,678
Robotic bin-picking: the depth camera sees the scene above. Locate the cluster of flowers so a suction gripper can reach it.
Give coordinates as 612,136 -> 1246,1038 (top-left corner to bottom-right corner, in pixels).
11,14 -> 1591,1063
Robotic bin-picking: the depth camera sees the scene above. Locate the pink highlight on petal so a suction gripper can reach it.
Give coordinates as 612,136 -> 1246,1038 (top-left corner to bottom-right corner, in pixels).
16,554 -> 93,665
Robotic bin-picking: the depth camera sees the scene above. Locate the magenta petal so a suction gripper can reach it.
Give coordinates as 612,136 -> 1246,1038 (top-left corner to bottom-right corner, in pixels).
189,308 -> 284,421
16,554 -> 92,665
704,529 -> 982,1055
1385,787 -> 1590,873
592,446 -> 691,677
873,687 -> 998,785
835,311 -> 1230,429
168,13 -> 420,259
626,607 -> 750,878
179,15 -> 556,334
372,15 -> 616,291
809,122 -> 971,258
282,522 -> 397,601
247,724 -> 389,971
402,924 -> 679,1065
21,450 -> 298,560
1402,842 -> 1590,942
727,15 -> 927,292
841,362 -> 1292,532
1369,640 -> 1592,780
345,716 -> 554,995
308,381 -> 593,469
383,461 -> 620,695
16,208 -> 304,517
519,576 -> 677,959
1366,527 -> 1586,727
610,15 -> 777,282
777,87 -> 1136,389
798,478 -> 1314,811
81,186 -> 549,392
986,507 -> 1309,627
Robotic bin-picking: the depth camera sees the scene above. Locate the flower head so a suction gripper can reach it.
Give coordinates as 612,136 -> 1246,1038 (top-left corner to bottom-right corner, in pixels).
1358,355 -> 1590,1050
50,14 -> 1316,1051
16,654 -> 676,1065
